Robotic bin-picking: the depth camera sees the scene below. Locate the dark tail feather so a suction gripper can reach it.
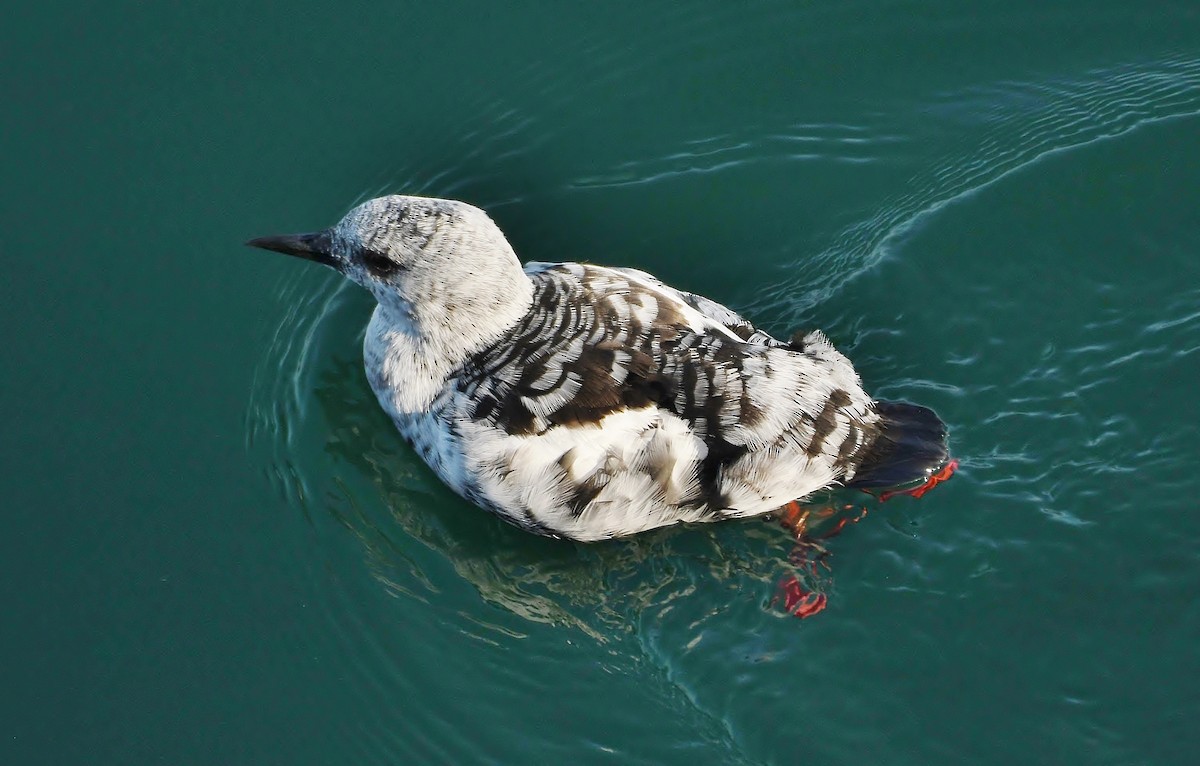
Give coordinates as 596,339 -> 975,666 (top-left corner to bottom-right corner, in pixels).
847,401 -> 951,490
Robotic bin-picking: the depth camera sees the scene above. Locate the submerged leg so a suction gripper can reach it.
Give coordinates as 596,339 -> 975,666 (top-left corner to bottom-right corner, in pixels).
773,460 -> 957,619
772,500 -> 872,619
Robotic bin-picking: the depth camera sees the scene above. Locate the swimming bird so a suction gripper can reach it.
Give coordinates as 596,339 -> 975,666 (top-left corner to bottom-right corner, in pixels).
248,195 -> 954,542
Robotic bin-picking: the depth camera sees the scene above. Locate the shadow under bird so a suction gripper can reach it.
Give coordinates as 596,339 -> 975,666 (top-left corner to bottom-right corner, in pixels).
248,195 -> 955,542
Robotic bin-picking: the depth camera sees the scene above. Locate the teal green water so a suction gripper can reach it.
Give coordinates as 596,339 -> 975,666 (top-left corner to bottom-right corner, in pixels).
4,2 -> 1200,763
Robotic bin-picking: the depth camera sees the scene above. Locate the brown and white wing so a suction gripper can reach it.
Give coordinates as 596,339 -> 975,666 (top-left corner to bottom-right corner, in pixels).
448,263 -> 878,539
608,266 -> 782,347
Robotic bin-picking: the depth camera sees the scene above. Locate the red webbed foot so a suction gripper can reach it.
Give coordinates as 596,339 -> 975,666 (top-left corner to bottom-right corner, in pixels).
878,458 -> 959,502
772,574 -> 828,618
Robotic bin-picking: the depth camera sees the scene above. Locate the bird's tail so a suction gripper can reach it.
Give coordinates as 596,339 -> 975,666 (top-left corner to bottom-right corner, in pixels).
847,401 -> 956,497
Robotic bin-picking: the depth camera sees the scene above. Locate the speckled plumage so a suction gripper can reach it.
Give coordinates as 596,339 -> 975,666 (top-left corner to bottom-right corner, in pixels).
250,195 -> 949,542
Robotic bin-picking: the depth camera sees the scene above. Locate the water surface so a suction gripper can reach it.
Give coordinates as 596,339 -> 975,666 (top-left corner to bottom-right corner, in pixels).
4,1 -> 1199,763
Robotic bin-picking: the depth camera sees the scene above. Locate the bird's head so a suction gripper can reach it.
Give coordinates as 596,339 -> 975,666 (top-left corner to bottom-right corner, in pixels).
248,195 -> 483,291
247,194 -> 532,341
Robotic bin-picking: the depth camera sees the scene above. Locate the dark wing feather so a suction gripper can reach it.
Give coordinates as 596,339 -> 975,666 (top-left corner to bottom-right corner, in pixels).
610,266 -> 782,347
457,265 -> 759,438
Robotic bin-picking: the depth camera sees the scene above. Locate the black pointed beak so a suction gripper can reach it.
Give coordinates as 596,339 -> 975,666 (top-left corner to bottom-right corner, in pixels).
245,230 -> 337,268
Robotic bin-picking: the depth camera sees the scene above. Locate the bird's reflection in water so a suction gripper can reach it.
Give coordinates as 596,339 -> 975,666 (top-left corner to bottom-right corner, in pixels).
310,354 -> 871,634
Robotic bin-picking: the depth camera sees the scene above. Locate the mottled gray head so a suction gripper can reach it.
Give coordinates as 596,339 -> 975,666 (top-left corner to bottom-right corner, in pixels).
248,195 -> 532,336
249,196 -> 491,291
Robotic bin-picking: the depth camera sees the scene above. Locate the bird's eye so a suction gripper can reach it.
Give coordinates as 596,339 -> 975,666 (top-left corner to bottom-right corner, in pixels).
361,248 -> 401,277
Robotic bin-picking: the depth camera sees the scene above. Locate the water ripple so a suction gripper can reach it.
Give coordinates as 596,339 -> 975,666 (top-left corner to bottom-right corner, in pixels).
748,53 -> 1200,323
569,122 -> 903,189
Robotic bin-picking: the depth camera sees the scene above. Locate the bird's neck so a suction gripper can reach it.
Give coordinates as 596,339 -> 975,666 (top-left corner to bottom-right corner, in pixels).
363,270 -> 534,416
